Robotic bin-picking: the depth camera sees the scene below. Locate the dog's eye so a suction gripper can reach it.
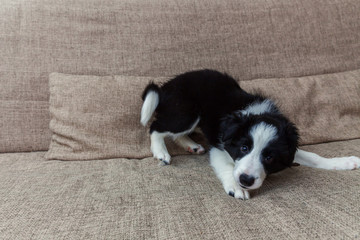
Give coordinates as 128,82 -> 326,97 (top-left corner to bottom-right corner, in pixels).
240,145 -> 249,153
264,156 -> 273,164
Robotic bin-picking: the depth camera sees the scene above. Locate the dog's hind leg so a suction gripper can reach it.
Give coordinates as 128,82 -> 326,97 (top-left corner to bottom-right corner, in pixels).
171,117 -> 205,154
294,149 -> 360,170
149,116 -> 201,165
174,135 -> 205,154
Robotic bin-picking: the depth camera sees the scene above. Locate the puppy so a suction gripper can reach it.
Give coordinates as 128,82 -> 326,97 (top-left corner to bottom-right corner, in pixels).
140,69 -> 360,200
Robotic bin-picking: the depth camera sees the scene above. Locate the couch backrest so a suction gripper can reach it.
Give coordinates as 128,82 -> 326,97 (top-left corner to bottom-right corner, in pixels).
1,0 -> 360,152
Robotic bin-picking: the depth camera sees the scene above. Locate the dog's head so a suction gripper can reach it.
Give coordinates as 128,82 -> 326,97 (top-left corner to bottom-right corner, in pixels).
219,112 -> 299,190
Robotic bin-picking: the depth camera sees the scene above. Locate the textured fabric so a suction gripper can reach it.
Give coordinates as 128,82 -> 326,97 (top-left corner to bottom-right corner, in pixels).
46,73 -> 200,160
1,0 -> 360,152
1,139 -> 360,239
241,70 -> 360,145
0,101 -> 50,152
46,71 -> 360,160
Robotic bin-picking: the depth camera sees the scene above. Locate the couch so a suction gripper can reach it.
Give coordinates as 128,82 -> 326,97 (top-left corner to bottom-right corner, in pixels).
1,0 -> 360,239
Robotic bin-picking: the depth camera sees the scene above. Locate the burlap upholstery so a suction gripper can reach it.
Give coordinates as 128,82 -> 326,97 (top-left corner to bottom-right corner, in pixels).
1,0 -> 360,238
1,0 -> 360,152
242,71 -> 360,145
46,73 -> 176,160
46,71 -> 360,160
2,139 -> 360,239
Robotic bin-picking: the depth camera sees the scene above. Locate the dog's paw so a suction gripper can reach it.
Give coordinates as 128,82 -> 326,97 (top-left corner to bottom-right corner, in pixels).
153,152 -> 171,165
187,144 -> 206,154
224,179 -> 250,200
329,156 -> 360,170
175,136 -> 205,155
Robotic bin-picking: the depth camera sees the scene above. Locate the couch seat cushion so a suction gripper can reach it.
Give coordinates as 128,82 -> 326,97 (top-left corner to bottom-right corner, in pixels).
1,139 -> 360,239
46,71 -> 360,160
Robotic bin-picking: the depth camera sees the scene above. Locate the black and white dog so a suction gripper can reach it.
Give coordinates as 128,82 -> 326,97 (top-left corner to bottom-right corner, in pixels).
140,69 -> 360,200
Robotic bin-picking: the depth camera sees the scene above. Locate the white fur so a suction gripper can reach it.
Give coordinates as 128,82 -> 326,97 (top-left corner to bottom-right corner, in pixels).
140,91 -> 159,126
150,117 -> 202,165
170,117 -> 200,139
210,148 -> 250,200
209,123 -> 277,200
150,131 -> 171,165
173,117 -> 204,154
175,135 -> 205,154
294,149 -> 360,170
233,122 -> 277,190
241,99 -> 275,115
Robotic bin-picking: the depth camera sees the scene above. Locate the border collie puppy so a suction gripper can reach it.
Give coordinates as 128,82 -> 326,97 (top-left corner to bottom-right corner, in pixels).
140,69 -> 360,200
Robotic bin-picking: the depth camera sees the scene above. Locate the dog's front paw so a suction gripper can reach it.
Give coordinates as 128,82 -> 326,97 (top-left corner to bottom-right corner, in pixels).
224,179 -> 250,200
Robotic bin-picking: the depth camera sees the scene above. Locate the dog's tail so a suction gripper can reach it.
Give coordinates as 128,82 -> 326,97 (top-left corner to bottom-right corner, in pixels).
140,82 -> 161,126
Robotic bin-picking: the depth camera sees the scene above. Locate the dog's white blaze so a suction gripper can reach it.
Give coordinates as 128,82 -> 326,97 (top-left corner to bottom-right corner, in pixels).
141,91 -> 159,126
233,122 -> 277,189
241,99 -> 275,115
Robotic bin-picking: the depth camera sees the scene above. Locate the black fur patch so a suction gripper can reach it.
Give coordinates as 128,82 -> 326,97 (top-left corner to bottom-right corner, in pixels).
142,69 -> 299,176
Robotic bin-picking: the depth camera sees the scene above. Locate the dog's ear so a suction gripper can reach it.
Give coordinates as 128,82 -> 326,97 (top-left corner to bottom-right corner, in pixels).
219,112 -> 244,143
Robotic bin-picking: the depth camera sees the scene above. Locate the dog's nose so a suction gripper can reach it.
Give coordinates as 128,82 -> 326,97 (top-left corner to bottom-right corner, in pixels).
239,174 -> 255,187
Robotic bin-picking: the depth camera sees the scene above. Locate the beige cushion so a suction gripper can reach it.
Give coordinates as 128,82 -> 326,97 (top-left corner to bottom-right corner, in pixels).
2,0 -> 360,152
2,139 -> 360,239
45,73 -> 196,160
242,70 -> 360,145
46,71 -> 360,160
